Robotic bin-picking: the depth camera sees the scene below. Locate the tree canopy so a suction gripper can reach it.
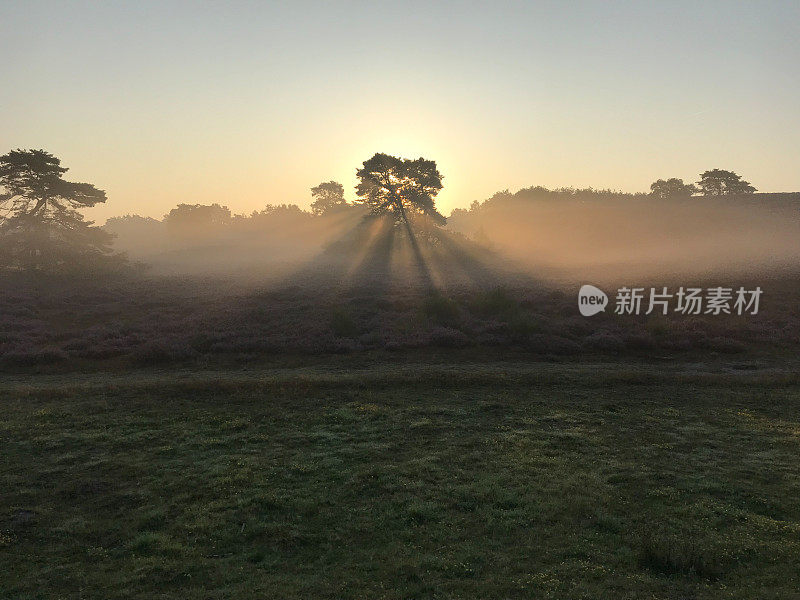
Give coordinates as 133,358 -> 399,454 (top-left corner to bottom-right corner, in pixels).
164,203 -> 232,237
310,181 -> 347,215
649,178 -> 697,199
0,149 -> 106,217
0,149 -> 118,272
355,153 -> 446,227
697,169 -> 756,196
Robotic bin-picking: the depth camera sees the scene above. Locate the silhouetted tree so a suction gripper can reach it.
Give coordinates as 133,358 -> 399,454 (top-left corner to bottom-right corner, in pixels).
310,181 -> 347,215
164,203 -> 231,237
697,169 -> 756,196
104,214 -> 162,236
355,153 -> 446,229
649,178 -> 697,199
0,149 -> 119,272
103,215 -> 165,257
247,204 -> 310,219
236,204 -> 312,232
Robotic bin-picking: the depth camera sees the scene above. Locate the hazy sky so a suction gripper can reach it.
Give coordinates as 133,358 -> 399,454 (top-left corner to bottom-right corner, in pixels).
2,1 -> 798,221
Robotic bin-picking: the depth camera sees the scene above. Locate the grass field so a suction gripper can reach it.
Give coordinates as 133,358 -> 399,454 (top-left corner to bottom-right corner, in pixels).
3,358 -> 800,599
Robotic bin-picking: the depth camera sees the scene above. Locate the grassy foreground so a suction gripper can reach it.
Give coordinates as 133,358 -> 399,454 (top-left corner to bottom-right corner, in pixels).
2,361 -> 800,599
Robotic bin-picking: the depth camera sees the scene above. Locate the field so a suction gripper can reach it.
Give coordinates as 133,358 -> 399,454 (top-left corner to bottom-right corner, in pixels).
3,357 -> 800,599
2,236 -> 799,598
1,264 -> 798,369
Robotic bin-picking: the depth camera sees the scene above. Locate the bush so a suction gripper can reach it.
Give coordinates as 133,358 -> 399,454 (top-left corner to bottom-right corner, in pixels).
471,287 -> 518,318
423,294 -> 460,327
330,307 -> 358,338
506,313 -> 541,338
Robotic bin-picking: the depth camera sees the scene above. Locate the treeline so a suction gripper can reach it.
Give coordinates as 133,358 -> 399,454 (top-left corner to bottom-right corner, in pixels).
106,201 -> 363,241
447,170 -> 797,244
110,169 -> 779,249
102,202 -> 368,275
450,186 -> 799,223
446,185 -> 800,279
0,149 -> 449,275
3,146 -> 797,277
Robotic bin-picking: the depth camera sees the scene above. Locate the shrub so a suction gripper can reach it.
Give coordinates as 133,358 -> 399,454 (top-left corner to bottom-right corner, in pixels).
423,294 -> 460,327
330,307 -> 358,338
471,287 -> 518,318
506,313 -> 541,338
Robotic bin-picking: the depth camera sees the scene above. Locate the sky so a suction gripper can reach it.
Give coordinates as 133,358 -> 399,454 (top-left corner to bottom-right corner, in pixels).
1,1 -> 798,222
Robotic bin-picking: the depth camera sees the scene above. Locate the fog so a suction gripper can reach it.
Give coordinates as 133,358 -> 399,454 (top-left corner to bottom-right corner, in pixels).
105,205 -> 369,283
447,191 -> 800,285
104,191 -> 800,289
7,189 -> 799,365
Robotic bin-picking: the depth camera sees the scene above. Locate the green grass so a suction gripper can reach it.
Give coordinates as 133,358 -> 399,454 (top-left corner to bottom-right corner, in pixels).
2,360 -> 800,599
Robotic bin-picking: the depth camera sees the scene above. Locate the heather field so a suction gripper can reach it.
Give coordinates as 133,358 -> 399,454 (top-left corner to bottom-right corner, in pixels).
1,259 -> 798,371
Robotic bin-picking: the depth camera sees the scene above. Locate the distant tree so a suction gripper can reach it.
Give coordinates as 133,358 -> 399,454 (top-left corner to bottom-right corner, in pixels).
103,215 -> 165,257
105,214 -> 162,234
310,181 -> 347,215
235,204 -> 312,232
697,169 -> 756,196
0,149 -> 119,272
164,203 -> 231,236
355,153 -> 446,229
249,204 -> 309,219
480,189 -> 515,209
649,178 -> 698,199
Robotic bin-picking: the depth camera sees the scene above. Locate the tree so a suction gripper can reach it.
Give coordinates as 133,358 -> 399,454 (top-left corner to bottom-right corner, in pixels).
355,153 -> 446,228
0,149 -> 118,272
238,204 -> 312,232
649,178 -> 697,199
104,214 -> 162,237
310,181 -> 347,215
163,203 -> 231,237
697,169 -> 756,196
104,215 -> 165,257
